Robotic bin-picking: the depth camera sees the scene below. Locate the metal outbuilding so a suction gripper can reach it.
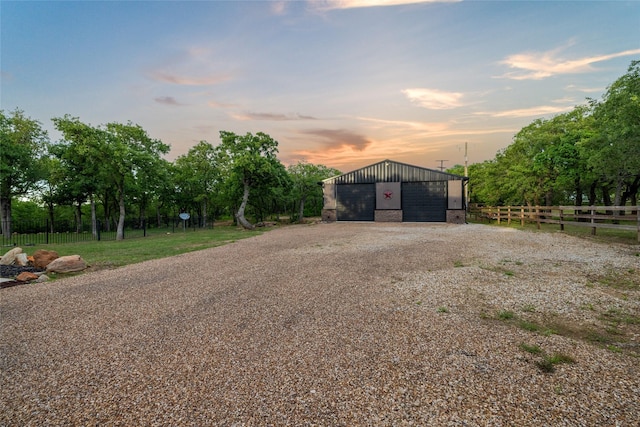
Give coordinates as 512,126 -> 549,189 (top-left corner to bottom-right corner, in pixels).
321,159 -> 468,223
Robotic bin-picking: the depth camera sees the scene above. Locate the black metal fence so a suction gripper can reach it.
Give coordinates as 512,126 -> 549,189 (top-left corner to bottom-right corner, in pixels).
1,216 -> 212,247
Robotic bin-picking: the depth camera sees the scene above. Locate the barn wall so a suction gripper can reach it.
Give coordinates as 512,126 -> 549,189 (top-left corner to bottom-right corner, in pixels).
322,160 -> 467,223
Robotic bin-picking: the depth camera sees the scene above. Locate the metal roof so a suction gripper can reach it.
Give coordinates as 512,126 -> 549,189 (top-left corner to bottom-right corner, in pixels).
322,159 -> 467,184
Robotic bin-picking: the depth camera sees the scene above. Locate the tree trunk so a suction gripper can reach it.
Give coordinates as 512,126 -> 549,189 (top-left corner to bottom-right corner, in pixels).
91,195 -> 98,238
588,181 -> 598,206
298,196 -> 306,223
117,186 -> 126,240
202,199 -> 208,228
235,180 -> 255,230
0,196 -> 12,237
75,201 -> 83,233
614,174 -> 624,207
156,205 -> 163,227
602,183 -> 612,207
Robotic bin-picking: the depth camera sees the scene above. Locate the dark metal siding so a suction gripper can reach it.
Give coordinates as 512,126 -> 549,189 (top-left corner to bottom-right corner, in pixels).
402,181 -> 447,222
324,160 -> 464,185
336,184 -> 375,221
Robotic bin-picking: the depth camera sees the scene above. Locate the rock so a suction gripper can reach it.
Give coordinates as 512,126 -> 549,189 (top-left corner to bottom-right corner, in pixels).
35,274 -> 50,283
33,250 -> 59,269
16,271 -> 38,282
15,253 -> 29,267
0,247 -> 23,265
45,255 -> 88,274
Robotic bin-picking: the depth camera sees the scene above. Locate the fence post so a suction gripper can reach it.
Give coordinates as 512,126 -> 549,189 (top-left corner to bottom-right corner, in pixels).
591,206 -> 596,235
637,207 -> 640,243
560,208 -> 564,231
497,207 -> 501,224
520,206 -> 524,226
46,218 -> 49,244
97,220 -> 101,241
507,206 -> 512,225
535,206 -> 541,230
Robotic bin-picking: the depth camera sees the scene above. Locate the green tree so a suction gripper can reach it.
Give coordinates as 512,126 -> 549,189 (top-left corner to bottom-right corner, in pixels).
0,109 -> 49,236
287,161 -> 341,222
51,116 -> 108,235
103,122 -> 170,240
588,60 -> 640,206
215,131 -> 285,230
174,141 -> 220,227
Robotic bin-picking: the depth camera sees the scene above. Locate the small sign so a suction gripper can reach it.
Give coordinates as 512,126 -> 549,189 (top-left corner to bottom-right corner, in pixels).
179,213 -> 190,220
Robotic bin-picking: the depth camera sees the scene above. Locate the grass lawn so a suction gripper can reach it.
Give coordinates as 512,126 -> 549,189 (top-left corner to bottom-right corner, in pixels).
468,218 -> 639,245
23,226 -> 264,271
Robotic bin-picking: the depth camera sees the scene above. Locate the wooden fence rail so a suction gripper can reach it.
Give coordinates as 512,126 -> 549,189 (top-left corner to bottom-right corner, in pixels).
469,205 -> 640,242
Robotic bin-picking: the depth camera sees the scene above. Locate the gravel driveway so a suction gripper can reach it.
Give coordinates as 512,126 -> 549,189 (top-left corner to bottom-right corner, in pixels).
2,222 -> 639,426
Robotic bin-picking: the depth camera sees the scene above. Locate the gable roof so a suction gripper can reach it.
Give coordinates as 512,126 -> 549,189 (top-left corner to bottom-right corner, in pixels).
322,159 -> 467,185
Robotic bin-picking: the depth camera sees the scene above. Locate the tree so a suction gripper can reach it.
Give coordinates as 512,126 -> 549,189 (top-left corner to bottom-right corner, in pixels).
103,122 -> 170,240
215,131 -> 286,230
174,141 -> 220,227
287,161 -> 341,222
51,116 -> 108,235
0,109 -> 49,236
588,60 -> 640,206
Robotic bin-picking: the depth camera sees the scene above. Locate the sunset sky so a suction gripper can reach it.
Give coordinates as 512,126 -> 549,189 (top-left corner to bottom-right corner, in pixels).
2,0 -> 639,173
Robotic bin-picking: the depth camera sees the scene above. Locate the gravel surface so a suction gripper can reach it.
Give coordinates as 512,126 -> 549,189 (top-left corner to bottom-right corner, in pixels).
1,222 -> 639,426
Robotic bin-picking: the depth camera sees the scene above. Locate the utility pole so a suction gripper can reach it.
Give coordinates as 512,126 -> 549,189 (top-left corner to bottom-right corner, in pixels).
464,142 -> 469,210
436,159 -> 448,171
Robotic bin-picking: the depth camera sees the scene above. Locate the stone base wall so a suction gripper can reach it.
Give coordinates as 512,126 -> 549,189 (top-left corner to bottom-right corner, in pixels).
375,210 -> 403,222
321,209 -> 337,222
446,210 -> 466,224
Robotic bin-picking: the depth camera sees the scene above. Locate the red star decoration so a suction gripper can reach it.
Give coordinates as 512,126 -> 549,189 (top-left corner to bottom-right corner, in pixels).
384,191 -> 393,199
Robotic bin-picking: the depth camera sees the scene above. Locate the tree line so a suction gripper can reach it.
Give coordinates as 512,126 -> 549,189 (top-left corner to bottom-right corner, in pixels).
1,113 -> 340,239
3,61 -> 638,235
448,60 -> 639,207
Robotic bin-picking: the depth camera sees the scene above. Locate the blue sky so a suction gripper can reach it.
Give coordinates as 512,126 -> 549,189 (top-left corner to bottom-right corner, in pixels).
2,0 -> 639,173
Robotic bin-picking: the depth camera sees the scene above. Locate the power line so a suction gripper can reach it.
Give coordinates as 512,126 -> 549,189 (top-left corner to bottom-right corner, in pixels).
435,160 -> 448,171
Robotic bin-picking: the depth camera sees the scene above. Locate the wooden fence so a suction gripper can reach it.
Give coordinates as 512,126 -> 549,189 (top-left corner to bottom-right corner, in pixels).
469,205 -> 640,242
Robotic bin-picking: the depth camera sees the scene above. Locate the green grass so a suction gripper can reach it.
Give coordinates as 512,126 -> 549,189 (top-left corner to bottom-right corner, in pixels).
593,269 -> 640,291
536,352 -> 575,373
497,310 -> 515,320
519,342 -> 542,354
468,218 -> 638,245
23,226 -> 263,271
518,342 -> 576,373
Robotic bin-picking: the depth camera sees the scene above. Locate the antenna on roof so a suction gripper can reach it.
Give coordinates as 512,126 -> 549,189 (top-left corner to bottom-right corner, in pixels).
435,160 -> 448,171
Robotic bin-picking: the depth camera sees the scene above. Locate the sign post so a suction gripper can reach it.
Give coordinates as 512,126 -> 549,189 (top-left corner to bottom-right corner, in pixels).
179,212 -> 190,232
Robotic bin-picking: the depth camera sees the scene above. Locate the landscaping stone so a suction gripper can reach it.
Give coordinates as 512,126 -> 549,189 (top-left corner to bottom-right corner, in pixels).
33,250 -> 59,269
0,247 -> 23,265
35,274 -> 50,283
15,253 -> 29,267
45,255 -> 88,274
16,272 -> 38,282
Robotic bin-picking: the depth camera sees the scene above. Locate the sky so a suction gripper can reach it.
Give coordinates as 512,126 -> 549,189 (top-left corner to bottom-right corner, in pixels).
1,0 -> 639,174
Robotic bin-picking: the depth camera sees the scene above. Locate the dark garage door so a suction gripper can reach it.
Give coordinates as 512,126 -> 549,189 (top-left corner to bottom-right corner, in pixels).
336,184 -> 375,221
402,181 -> 446,222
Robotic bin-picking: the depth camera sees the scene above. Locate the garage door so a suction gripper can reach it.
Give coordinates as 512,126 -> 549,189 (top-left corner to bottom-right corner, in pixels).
402,181 -> 446,222
336,184 -> 375,221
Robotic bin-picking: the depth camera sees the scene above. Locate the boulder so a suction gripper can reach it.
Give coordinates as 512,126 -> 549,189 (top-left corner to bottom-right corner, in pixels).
35,274 -> 50,283
46,255 -> 88,274
15,253 -> 29,267
33,250 -> 59,269
0,247 -> 23,265
16,271 -> 38,282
